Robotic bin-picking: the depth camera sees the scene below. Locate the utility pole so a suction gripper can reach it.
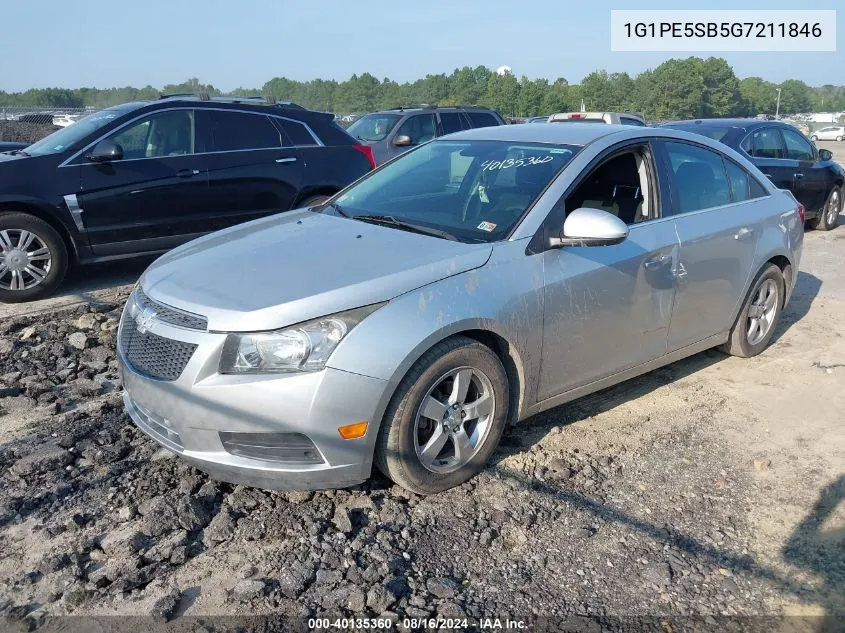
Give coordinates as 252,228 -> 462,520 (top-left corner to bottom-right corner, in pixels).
775,88 -> 782,118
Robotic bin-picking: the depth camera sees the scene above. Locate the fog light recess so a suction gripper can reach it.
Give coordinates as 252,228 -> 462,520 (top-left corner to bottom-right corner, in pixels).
218,432 -> 324,464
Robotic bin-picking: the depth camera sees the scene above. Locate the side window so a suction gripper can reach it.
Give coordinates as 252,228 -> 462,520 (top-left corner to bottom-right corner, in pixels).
109,110 -> 194,159
439,112 -> 464,135
664,142 -> 732,214
746,128 -> 785,159
277,118 -> 318,146
620,117 -> 645,126
781,128 -> 814,161
207,111 -> 282,152
466,111 -> 499,129
565,148 -> 652,225
724,159 -> 766,202
395,114 -> 436,145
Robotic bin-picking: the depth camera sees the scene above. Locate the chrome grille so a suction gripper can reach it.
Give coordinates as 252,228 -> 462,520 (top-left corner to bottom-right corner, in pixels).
119,318 -> 197,382
135,288 -> 207,331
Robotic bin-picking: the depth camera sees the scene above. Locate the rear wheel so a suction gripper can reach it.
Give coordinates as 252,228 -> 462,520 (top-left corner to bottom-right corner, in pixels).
375,336 -> 509,495
811,135 -> 819,141
809,186 -> 842,231
837,136 -> 844,142
720,264 -> 784,358
0,212 -> 68,303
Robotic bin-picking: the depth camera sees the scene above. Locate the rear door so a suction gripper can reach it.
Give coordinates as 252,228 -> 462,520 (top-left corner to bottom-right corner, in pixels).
76,108 -> 211,256
436,111 -> 467,138
658,140 -> 766,351
197,109 -> 303,230
465,110 -> 502,129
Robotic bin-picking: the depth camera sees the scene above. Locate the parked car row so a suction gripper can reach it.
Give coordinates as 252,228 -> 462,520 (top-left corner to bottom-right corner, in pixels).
0,94 -> 376,302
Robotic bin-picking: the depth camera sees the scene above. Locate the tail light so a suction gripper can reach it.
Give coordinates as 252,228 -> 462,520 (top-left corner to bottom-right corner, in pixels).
353,145 -> 376,170
797,203 -> 806,223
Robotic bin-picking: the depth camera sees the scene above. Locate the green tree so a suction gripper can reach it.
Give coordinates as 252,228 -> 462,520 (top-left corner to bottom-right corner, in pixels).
634,59 -> 706,120
739,77 -> 777,115
482,71 -> 520,116
698,57 -> 742,117
777,79 -> 812,114
516,77 -> 548,117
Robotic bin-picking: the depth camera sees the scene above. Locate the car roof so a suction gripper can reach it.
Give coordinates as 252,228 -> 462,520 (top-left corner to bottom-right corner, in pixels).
367,106 -> 497,115
441,122 -> 633,146
661,118 -> 792,131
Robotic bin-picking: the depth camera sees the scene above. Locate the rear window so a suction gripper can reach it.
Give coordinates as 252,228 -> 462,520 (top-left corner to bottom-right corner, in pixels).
206,111 -> 282,151
277,119 -> 318,146
466,111 -> 500,128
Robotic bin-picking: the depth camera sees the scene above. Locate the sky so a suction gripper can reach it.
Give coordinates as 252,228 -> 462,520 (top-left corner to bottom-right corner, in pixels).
1,0 -> 842,92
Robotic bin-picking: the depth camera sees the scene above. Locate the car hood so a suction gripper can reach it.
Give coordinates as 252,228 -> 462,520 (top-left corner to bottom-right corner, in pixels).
141,209 -> 493,332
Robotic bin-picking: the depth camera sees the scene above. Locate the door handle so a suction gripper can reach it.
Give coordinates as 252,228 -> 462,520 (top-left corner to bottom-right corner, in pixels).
176,168 -> 200,178
275,157 -> 297,164
794,172 -> 804,180
644,253 -> 672,269
733,227 -> 755,241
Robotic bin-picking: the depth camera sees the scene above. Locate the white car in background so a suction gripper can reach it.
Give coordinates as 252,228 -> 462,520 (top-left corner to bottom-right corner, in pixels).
52,113 -> 81,128
810,126 -> 845,142
548,112 -> 647,126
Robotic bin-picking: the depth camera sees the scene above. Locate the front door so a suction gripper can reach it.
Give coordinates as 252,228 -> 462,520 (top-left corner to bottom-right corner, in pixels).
538,144 -> 679,401
387,113 -> 437,161
76,108 -> 210,256
781,127 -> 830,215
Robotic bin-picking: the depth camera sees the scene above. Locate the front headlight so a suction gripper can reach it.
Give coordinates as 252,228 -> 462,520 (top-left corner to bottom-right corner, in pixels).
218,304 -> 384,374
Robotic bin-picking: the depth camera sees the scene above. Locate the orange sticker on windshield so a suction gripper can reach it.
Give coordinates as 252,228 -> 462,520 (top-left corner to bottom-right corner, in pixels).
477,221 -> 497,232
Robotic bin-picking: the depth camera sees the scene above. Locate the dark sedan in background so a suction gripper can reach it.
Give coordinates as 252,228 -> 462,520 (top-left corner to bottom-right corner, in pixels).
661,119 -> 844,232
0,95 -> 374,302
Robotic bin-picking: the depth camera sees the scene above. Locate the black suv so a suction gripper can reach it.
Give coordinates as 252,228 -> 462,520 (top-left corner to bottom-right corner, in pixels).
346,105 -> 507,165
0,95 -> 375,302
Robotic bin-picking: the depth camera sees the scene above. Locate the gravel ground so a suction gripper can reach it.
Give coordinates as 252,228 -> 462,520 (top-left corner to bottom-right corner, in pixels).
0,200 -> 843,631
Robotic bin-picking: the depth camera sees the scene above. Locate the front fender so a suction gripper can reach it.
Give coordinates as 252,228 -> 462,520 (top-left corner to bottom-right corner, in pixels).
327,239 -> 545,420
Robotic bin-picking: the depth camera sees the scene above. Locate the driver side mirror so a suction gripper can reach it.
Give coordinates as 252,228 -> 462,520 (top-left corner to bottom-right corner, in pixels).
818,148 -> 833,162
393,135 -> 412,147
86,139 -> 124,163
549,207 -> 629,248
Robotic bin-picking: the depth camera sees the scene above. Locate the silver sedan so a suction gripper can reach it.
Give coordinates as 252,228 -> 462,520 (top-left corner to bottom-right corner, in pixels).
119,124 -> 804,494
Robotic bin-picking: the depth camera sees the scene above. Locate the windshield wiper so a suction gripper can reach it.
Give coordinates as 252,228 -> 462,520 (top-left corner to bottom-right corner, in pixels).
353,214 -> 460,241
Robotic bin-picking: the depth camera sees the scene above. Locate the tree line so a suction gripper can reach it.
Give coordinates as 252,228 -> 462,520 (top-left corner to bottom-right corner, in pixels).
2,57 -> 844,120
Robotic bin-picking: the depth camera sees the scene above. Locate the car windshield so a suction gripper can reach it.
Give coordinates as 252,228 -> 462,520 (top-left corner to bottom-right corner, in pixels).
329,140 -> 580,243
347,113 -> 401,142
24,108 -> 126,156
662,124 -> 735,142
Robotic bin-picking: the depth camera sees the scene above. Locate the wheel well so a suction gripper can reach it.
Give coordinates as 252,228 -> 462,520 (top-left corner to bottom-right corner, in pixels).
293,187 -> 338,208
455,329 -> 524,425
0,202 -> 78,263
767,255 -> 793,298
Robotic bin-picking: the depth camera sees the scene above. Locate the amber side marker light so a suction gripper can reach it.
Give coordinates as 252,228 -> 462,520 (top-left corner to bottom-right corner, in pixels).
338,421 -> 369,439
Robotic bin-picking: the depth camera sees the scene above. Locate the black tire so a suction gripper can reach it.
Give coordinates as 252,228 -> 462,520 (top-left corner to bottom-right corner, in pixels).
299,194 -> 332,208
0,212 -> 68,303
809,186 -> 842,232
837,136 -> 843,142
720,264 -> 784,358
375,336 -> 509,495
811,135 -> 818,141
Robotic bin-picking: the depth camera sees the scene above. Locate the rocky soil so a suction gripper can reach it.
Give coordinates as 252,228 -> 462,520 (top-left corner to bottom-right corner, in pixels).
0,225 -> 842,632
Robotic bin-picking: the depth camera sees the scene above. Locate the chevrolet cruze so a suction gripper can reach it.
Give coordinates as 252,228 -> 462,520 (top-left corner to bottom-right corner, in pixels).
119,124 -> 804,495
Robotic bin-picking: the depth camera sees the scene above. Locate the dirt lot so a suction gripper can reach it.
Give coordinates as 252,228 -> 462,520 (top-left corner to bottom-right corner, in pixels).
0,145 -> 842,631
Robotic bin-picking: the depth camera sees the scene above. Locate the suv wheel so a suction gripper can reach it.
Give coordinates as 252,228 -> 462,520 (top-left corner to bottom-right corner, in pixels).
376,336 -> 509,495
300,194 -> 332,208
0,212 -> 68,303
809,186 -> 842,231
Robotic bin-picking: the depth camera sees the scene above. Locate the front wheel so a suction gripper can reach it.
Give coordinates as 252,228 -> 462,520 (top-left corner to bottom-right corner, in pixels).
720,264 -> 784,358
0,212 -> 68,303
375,336 -> 509,495
809,186 -> 842,231
811,135 -> 819,141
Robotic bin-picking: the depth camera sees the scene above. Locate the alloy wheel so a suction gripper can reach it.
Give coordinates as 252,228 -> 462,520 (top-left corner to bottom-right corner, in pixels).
746,279 -> 779,346
413,366 -> 495,474
826,189 -> 841,227
0,229 -> 52,291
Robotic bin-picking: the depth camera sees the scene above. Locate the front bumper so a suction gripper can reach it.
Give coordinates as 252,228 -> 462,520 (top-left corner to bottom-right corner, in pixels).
119,304 -> 391,491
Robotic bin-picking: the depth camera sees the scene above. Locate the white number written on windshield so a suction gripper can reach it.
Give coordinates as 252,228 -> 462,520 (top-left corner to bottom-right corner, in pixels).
481,155 -> 554,171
